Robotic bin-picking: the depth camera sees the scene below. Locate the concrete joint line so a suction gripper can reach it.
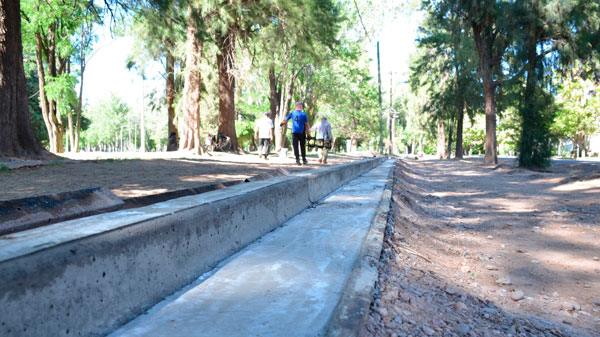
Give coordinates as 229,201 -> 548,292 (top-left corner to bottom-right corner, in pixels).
325,160 -> 395,337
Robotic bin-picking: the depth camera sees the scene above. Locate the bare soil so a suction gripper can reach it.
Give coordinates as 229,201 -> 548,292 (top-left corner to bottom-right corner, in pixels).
365,158 -> 600,337
0,151 -> 360,201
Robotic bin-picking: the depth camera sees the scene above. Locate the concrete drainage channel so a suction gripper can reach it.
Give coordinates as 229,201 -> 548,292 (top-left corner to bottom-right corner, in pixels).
0,157 -> 388,337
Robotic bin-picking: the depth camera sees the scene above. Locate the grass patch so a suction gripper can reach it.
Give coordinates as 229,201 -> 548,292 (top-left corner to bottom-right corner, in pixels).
0,164 -> 11,174
48,159 -> 63,167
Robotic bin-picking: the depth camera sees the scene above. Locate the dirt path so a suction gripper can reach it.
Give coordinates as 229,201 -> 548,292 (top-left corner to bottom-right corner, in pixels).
364,158 -> 600,337
0,152 -> 360,201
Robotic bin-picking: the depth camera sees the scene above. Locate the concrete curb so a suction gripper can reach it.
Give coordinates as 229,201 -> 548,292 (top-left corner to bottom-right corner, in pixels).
325,159 -> 395,337
0,157 -> 384,337
0,187 -> 124,235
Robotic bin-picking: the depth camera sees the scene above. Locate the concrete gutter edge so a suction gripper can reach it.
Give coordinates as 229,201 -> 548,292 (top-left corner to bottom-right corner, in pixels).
325,159 -> 395,337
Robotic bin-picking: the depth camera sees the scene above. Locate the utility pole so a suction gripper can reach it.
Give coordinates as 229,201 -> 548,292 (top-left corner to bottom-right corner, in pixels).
389,71 -> 394,154
140,73 -> 146,153
377,41 -> 384,154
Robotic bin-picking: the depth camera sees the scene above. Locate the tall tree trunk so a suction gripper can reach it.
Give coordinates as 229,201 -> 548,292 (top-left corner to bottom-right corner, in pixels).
216,30 -> 239,152
0,0 -> 48,159
455,102 -> 464,159
166,50 -> 178,151
436,119 -> 446,159
74,24 -> 91,153
519,32 -> 538,167
74,61 -> 84,152
472,24 -> 498,165
67,112 -> 74,152
34,31 -> 65,153
274,82 -> 287,152
351,137 -> 358,152
446,120 -> 453,159
179,8 -> 203,154
275,76 -> 296,151
268,67 -> 280,120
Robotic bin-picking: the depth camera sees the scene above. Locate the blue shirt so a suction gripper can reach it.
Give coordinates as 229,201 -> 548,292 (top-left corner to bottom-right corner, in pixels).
286,110 -> 308,134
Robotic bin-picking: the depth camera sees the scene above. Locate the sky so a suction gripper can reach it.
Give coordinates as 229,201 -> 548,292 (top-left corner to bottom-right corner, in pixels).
83,9 -> 423,111
368,10 -> 424,99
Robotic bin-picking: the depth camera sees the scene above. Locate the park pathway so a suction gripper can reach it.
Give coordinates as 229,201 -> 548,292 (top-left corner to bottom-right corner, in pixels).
109,160 -> 394,337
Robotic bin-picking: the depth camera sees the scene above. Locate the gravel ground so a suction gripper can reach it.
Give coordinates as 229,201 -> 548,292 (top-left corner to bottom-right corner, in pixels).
364,158 -> 600,337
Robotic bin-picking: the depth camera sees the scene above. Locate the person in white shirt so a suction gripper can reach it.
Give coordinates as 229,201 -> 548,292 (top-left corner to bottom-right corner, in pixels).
310,115 -> 333,164
254,111 -> 274,159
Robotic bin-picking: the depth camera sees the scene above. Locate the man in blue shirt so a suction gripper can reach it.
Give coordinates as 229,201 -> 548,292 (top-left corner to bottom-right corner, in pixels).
281,102 -> 310,166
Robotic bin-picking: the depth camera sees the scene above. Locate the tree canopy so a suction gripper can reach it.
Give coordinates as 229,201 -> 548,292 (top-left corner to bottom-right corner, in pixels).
1,0 -> 599,164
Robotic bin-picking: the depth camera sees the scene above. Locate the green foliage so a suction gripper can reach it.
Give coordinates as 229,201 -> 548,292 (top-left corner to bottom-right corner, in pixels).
44,74 -> 79,116
26,71 -> 49,147
518,88 -> 555,168
0,164 -> 11,175
408,1 -> 482,157
235,120 -> 256,150
82,95 -> 131,148
463,115 -> 485,155
552,77 -> 600,149
497,107 -> 521,155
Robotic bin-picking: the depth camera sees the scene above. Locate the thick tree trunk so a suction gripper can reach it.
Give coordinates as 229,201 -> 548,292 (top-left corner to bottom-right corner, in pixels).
0,0 -> 48,159
216,30 -> 239,152
351,137 -> 358,152
166,51 -> 178,151
472,24 -> 498,165
436,119 -> 446,159
179,8 -> 203,154
455,103 -> 464,159
268,67 -> 280,120
275,76 -> 296,152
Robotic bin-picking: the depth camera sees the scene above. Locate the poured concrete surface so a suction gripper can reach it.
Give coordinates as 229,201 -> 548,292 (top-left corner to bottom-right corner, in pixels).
110,160 -> 394,337
0,187 -> 123,236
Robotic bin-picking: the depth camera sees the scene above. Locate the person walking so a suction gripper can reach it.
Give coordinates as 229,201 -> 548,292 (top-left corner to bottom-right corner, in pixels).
280,102 -> 309,166
310,115 -> 332,164
255,111 -> 274,159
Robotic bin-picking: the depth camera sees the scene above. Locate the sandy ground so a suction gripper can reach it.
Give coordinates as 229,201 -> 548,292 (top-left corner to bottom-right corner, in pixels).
364,158 -> 600,337
0,151 -> 362,201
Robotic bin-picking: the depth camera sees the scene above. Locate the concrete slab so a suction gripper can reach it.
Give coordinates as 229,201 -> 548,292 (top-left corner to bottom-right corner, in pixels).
110,160 -> 395,337
0,187 -> 124,236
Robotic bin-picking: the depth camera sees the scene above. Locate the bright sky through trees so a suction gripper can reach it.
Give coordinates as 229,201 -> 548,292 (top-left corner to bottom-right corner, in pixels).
83,9 -> 423,109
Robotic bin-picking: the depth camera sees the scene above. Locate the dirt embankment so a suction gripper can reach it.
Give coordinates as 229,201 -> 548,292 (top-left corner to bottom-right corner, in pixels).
0,152 -> 359,201
364,158 -> 600,337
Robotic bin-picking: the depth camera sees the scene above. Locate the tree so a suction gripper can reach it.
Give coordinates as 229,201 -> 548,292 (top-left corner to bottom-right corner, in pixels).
83,94 -> 131,150
553,76 -> 600,157
179,5 -> 205,154
410,2 -> 481,159
248,0 -> 342,152
21,0 -> 94,153
71,19 -> 97,152
0,0 -> 48,159
129,1 -> 186,151
462,0 -> 513,164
